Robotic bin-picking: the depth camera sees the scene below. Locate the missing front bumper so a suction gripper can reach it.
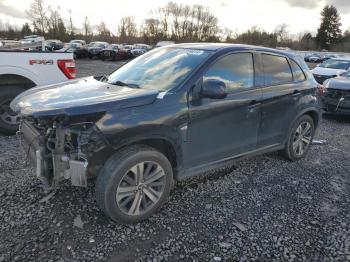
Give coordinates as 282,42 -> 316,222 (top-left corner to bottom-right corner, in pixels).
22,120 -> 88,188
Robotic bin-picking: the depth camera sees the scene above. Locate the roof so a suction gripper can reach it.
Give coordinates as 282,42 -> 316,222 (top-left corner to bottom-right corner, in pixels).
173,42 -> 293,56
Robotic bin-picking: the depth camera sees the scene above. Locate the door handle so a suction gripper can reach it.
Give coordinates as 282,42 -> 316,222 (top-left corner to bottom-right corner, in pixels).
247,100 -> 261,111
292,90 -> 302,97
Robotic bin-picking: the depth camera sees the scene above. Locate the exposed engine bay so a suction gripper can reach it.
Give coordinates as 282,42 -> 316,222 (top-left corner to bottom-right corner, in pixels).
20,116 -> 108,191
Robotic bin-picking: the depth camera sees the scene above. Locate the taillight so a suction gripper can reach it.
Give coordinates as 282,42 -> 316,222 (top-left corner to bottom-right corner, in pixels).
57,59 -> 77,79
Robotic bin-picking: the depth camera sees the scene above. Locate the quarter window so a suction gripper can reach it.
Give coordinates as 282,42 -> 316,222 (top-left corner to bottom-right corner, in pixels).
290,60 -> 306,82
262,54 -> 293,85
204,53 -> 254,91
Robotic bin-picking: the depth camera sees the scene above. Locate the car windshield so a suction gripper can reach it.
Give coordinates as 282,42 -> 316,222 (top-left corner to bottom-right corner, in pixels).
106,47 -> 211,91
92,43 -> 106,48
319,59 -> 350,70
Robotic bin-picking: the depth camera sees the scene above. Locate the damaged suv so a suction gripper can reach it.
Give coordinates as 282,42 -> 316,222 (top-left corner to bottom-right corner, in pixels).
11,44 -> 321,223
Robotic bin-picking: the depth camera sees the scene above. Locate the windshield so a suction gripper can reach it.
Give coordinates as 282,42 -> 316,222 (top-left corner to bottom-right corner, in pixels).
91,43 -> 106,48
106,47 -> 211,91
319,59 -> 350,70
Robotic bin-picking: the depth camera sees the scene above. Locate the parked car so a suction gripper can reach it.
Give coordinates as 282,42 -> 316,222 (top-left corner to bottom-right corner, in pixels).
304,53 -> 323,63
322,70 -> 350,115
130,48 -> 148,57
59,43 -> 88,59
311,58 -> 350,84
0,47 -> 75,135
20,35 -> 44,44
88,42 -> 109,59
46,40 -> 64,51
70,39 -> 87,47
12,43 -> 321,223
88,41 -> 98,47
100,44 -> 133,61
321,54 -> 338,61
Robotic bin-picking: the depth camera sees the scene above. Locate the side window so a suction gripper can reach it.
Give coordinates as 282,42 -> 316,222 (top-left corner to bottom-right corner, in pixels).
262,54 -> 293,85
204,53 -> 254,92
290,60 -> 306,82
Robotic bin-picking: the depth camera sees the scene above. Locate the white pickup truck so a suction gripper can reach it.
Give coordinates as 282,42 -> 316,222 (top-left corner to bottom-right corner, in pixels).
0,49 -> 76,135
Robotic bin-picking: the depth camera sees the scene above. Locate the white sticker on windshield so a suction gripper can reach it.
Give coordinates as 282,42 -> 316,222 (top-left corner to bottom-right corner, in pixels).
186,50 -> 205,56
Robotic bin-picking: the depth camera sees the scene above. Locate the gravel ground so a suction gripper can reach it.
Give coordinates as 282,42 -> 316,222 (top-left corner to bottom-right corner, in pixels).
0,59 -> 349,262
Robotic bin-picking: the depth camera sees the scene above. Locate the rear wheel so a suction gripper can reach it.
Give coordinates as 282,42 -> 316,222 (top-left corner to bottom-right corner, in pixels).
284,115 -> 315,161
0,86 -> 25,135
95,145 -> 173,224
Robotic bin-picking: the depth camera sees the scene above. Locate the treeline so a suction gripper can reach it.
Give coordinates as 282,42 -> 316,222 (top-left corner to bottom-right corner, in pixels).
0,0 -> 349,52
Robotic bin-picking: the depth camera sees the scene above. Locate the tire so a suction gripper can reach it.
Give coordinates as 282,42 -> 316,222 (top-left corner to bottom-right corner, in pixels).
283,115 -> 315,161
0,86 -> 26,135
95,145 -> 173,224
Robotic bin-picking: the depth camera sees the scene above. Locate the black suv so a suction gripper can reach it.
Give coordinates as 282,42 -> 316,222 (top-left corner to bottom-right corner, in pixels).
11,43 -> 321,224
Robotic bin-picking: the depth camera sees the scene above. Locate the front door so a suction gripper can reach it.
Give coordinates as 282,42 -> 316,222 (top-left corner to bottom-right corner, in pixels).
184,52 -> 262,168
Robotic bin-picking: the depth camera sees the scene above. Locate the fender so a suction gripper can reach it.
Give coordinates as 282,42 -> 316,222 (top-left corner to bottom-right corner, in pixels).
101,124 -> 184,168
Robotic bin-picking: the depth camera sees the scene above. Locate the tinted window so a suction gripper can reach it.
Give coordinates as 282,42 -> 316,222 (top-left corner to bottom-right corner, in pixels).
290,60 -> 306,82
262,54 -> 293,85
204,53 -> 254,91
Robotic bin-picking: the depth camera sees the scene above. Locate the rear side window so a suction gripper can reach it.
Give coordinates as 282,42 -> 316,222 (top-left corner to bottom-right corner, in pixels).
204,53 -> 254,92
262,54 -> 293,85
290,60 -> 306,82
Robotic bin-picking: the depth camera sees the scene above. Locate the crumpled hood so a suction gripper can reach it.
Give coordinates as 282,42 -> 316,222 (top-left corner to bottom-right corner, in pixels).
324,77 -> 350,90
11,77 -> 159,117
311,66 -> 346,76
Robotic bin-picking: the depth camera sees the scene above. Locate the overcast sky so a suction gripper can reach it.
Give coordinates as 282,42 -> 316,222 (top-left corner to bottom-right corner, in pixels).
1,0 -> 350,35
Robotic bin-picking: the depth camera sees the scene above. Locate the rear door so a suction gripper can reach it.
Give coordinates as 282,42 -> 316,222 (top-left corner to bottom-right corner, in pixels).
257,53 -> 302,147
184,52 -> 262,168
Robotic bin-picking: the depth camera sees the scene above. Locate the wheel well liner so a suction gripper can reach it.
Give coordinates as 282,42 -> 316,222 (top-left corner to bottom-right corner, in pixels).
130,138 -> 178,169
0,74 -> 36,89
303,110 -> 320,127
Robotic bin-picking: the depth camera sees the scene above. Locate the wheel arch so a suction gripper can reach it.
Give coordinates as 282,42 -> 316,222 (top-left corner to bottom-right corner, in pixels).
0,74 -> 37,89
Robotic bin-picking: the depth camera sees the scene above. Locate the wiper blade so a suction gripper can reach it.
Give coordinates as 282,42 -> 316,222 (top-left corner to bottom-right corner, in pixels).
112,80 -> 140,88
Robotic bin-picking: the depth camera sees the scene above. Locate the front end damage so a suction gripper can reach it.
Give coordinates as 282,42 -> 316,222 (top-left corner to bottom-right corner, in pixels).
20,116 -> 108,191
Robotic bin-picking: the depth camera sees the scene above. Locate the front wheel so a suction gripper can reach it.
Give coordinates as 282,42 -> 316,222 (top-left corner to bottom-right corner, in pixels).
284,115 -> 315,161
95,145 -> 173,224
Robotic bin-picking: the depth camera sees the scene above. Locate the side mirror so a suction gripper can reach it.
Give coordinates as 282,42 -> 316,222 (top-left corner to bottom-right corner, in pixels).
201,79 -> 227,99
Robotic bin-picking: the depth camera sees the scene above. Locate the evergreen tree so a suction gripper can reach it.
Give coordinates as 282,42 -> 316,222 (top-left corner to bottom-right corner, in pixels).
316,5 -> 342,50
21,23 -> 32,37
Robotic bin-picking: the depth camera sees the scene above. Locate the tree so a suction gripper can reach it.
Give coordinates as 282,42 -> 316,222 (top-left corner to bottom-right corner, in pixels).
83,16 -> 91,36
117,16 -> 137,42
97,21 -> 111,42
47,5 -> 66,39
316,5 -> 342,50
27,0 -> 47,35
21,23 -> 32,36
67,9 -> 75,37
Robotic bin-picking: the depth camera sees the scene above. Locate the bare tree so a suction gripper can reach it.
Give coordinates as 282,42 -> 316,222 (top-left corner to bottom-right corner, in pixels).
67,9 -> 75,37
83,16 -> 91,36
27,0 -> 47,35
97,21 -> 111,42
117,16 -> 137,42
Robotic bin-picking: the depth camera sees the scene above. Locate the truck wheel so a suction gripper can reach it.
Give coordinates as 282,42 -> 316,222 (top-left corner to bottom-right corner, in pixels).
0,86 -> 25,135
283,115 -> 315,161
95,145 -> 173,224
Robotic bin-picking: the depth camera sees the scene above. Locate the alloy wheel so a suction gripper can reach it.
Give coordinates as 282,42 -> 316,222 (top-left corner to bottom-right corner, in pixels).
116,161 -> 166,216
0,100 -> 20,126
292,121 -> 313,157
